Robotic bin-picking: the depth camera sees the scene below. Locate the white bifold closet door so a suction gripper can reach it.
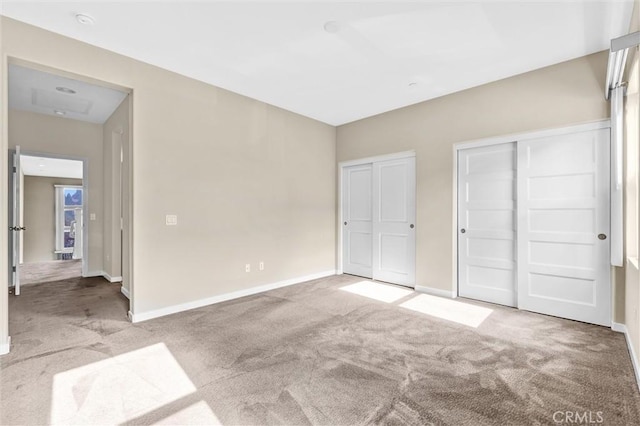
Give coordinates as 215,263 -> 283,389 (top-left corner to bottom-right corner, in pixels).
342,156 -> 416,287
342,164 -> 373,279
372,158 -> 416,287
517,129 -> 611,326
458,142 -> 517,307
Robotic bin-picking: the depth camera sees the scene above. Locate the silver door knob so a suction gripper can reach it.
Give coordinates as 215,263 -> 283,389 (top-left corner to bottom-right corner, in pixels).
410,224 -> 414,229
461,229 -> 466,234
344,222 -> 347,226
598,234 -> 607,240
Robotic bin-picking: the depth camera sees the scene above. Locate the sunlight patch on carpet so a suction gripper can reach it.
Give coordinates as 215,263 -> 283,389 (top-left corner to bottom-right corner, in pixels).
400,294 -> 493,327
49,342 -> 209,425
340,281 -> 413,303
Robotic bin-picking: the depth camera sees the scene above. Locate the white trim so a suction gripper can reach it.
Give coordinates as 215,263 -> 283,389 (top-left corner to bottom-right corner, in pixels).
611,88 -> 624,267
612,321 -> 626,333
337,168 -> 343,275
453,120 -> 610,151
54,249 -> 73,254
0,336 -> 11,356
415,285 -> 457,299
338,150 -> 415,168
120,285 -> 130,299
103,272 -> 123,283
452,143 -> 459,300
130,270 -> 336,323
612,322 -> 640,391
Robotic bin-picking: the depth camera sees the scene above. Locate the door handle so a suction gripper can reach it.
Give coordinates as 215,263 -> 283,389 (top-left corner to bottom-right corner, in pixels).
460,229 -> 466,234
598,234 -> 607,240
410,224 -> 414,229
344,222 -> 347,226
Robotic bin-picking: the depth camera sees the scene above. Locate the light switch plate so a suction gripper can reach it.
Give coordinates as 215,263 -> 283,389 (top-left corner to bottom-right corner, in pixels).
89,213 -> 96,221
166,215 -> 178,226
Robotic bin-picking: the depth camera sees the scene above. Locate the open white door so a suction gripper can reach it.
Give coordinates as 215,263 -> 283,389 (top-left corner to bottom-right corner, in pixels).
458,143 -> 516,306
342,164 -> 373,278
372,157 -> 416,287
517,129 -> 611,326
11,146 -> 22,296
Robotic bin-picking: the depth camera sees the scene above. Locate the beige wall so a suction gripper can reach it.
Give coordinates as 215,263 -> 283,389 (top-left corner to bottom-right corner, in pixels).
338,51 -> 610,299
102,97 -> 129,285
9,110 -> 104,274
0,16 -> 336,332
23,176 -> 82,263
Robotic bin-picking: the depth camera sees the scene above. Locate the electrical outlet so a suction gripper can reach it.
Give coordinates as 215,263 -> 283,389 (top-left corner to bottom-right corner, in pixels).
259,261 -> 264,271
90,213 -> 96,221
165,215 -> 178,226
245,264 -> 251,273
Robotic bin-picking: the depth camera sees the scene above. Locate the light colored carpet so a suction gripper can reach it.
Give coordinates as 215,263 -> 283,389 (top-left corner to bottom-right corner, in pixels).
1,274 -> 639,425
18,259 -> 82,286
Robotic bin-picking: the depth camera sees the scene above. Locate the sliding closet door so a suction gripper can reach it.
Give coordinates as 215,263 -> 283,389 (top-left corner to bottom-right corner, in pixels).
372,157 -> 416,287
517,129 -> 611,326
458,143 -> 516,306
342,164 -> 373,278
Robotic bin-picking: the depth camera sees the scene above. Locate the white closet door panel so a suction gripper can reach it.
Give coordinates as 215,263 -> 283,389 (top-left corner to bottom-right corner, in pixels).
458,142 -> 516,307
372,157 -> 416,287
517,128 -> 610,326
342,164 -> 373,278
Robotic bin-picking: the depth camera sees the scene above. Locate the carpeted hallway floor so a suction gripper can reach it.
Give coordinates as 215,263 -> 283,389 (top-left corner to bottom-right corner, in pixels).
1,274 -> 640,425
18,259 -> 82,286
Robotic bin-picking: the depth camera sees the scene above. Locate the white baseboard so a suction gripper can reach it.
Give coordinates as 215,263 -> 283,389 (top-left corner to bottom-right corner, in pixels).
415,285 -> 457,299
612,322 -> 640,391
130,269 -> 336,323
120,285 -> 130,299
612,321 -> 626,333
103,273 -> 123,283
83,271 -> 123,283
0,336 -> 11,356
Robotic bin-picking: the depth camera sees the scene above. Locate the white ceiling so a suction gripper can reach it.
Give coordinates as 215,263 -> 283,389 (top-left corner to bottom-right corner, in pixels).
1,1 -> 634,125
8,64 -> 128,124
21,155 -> 83,179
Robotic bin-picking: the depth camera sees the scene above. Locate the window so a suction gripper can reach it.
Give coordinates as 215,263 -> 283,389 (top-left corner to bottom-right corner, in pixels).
55,185 -> 83,254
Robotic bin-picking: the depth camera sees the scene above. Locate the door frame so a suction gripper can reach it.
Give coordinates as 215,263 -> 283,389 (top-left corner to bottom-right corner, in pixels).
452,120 -> 612,320
9,150 -> 89,277
337,150 -> 416,276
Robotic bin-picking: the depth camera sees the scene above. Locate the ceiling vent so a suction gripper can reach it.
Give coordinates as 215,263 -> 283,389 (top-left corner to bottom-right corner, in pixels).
31,88 -> 93,115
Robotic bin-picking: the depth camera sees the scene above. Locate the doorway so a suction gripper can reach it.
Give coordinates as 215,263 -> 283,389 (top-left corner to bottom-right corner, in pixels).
340,152 -> 416,288
8,152 -> 86,294
456,123 -> 612,326
6,60 -> 133,330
